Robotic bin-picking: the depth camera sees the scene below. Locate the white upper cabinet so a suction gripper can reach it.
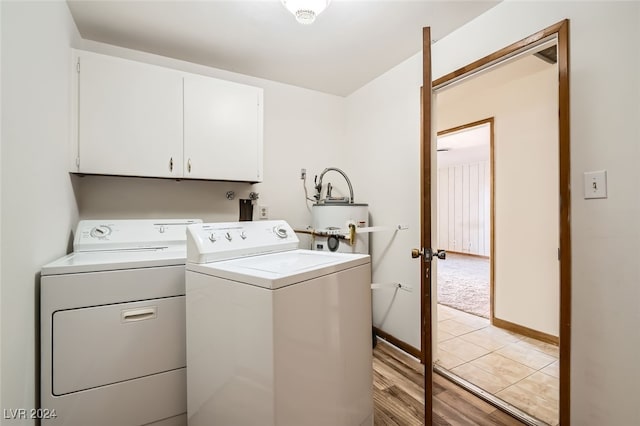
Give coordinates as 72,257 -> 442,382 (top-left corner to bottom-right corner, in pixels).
183,75 -> 263,182
72,50 -> 264,182
75,51 -> 183,178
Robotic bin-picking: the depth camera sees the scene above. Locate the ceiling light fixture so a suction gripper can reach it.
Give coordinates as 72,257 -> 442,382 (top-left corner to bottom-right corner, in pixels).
281,0 -> 331,25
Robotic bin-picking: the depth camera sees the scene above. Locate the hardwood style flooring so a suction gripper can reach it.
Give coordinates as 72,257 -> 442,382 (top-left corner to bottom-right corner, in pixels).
373,339 -> 525,426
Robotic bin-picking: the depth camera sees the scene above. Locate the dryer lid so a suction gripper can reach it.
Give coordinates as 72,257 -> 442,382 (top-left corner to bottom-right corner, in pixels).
41,247 -> 189,276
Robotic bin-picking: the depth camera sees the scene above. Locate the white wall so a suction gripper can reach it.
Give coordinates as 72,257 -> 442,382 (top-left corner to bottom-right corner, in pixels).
438,57 -> 559,336
74,41 -> 348,241
437,161 -> 491,257
346,53 -> 422,347
349,0 -> 639,423
1,1 -> 81,422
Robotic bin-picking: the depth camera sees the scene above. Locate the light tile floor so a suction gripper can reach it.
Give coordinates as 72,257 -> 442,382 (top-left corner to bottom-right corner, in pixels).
435,304 -> 559,425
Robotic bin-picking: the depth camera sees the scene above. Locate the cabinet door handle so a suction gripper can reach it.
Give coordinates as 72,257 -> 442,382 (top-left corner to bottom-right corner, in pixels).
187,159 -> 192,173
169,157 -> 173,172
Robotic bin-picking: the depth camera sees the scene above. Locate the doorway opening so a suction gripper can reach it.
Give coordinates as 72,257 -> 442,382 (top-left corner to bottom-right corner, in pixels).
435,42 -> 560,426
420,20 -> 570,426
436,120 -> 492,320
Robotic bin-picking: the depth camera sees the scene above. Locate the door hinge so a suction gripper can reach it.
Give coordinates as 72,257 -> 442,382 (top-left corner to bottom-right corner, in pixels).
558,247 -> 561,260
76,60 -> 80,73
75,157 -> 80,168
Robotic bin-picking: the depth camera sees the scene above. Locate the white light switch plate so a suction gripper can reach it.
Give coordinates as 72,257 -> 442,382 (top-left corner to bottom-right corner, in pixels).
584,170 -> 607,199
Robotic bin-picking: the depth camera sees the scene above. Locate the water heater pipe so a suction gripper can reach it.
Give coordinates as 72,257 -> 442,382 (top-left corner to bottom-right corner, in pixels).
314,167 -> 354,204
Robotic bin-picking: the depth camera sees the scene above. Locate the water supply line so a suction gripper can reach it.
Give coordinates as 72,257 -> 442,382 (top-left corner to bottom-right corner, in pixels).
293,222 -> 357,249
293,227 -> 349,240
314,167 -> 354,204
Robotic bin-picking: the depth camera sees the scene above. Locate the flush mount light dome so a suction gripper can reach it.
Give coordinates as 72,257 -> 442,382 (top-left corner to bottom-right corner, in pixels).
281,0 -> 331,25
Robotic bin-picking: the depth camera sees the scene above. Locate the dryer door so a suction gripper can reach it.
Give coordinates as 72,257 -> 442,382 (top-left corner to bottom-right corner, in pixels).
52,296 -> 185,395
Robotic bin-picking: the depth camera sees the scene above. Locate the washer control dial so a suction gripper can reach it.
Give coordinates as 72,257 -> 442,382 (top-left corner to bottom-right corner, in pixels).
90,225 -> 112,239
274,226 -> 288,239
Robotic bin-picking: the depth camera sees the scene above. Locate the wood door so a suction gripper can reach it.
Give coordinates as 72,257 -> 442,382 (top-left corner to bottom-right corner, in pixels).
419,26 -> 434,424
425,20 -> 571,425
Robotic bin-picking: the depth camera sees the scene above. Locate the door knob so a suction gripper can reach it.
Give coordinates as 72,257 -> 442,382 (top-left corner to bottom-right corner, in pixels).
411,248 -> 446,261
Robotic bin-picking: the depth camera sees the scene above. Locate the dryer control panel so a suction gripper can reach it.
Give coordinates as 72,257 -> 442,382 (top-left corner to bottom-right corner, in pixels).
187,220 -> 299,264
74,219 -> 202,252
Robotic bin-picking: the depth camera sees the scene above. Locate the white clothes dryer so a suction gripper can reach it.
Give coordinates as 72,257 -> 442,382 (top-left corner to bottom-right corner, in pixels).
40,219 -> 201,426
185,220 -> 374,426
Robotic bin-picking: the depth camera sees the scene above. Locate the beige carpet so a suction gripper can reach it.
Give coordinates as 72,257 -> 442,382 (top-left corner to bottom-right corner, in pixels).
437,253 -> 490,318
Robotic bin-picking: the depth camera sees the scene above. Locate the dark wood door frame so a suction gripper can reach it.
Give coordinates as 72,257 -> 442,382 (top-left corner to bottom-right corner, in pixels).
421,20 -> 571,425
420,26 -> 434,420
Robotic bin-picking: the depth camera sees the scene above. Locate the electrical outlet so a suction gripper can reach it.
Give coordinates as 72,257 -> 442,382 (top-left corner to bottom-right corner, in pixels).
259,205 -> 269,220
300,168 -> 306,180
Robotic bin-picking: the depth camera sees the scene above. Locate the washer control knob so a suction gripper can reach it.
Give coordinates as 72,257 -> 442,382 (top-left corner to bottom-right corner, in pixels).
274,226 -> 288,239
225,232 -> 232,241
209,234 -> 216,243
240,231 -> 247,240
90,225 -> 112,239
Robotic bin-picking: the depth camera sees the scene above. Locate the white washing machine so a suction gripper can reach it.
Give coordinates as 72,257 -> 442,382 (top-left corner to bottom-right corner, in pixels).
40,219 -> 201,426
185,220 -> 373,426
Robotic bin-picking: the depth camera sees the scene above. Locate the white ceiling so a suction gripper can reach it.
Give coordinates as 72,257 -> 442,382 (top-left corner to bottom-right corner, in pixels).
66,0 -> 500,96
437,123 -> 490,168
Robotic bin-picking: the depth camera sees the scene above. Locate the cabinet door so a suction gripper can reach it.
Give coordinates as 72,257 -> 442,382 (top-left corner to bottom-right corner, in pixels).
77,51 -> 183,177
183,75 -> 263,182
